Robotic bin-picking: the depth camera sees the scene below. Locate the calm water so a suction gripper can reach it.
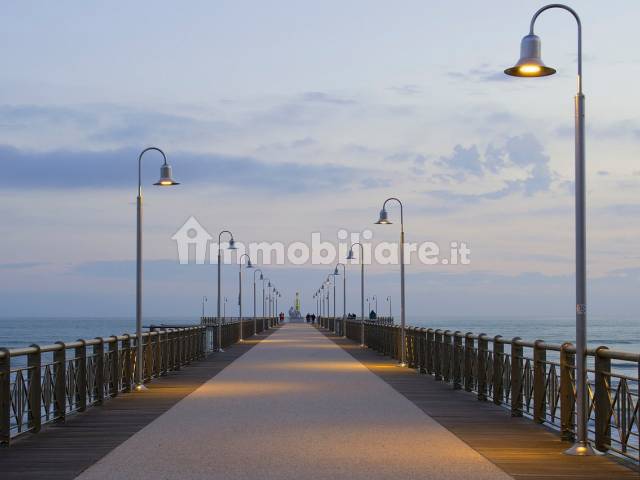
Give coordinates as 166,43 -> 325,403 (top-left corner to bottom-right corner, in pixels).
0,315 -> 637,372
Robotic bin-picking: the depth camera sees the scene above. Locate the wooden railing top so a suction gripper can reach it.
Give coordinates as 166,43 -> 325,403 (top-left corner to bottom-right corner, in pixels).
343,319 -> 640,362
0,325 -> 204,359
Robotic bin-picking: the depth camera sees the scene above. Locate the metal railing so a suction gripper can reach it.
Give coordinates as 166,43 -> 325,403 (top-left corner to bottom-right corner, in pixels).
200,316 -> 279,351
0,326 -> 206,445
337,320 -> 639,464
319,316 -> 393,336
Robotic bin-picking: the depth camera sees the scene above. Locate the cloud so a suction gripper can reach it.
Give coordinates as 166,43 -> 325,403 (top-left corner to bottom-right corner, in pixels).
301,91 -> 356,105
0,262 -> 48,270
388,85 -> 422,96
0,145 -> 358,192
437,145 -> 483,179
427,134 -> 552,200
446,64 -> 513,83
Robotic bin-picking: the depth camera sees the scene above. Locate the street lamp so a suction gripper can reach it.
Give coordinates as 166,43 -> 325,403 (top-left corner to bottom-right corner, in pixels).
334,263 -> 346,336
135,147 -> 179,392
253,269 -> 263,334
238,254 -> 253,342
223,297 -> 227,319
202,296 -> 207,318
504,4 -> 592,457
375,197 -> 406,367
216,230 -> 236,352
386,296 -> 392,318
347,243 -> 365,347
372,295 -> 378,316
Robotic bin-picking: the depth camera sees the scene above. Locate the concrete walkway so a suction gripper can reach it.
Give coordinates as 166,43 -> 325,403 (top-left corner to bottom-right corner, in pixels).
76,323 -> 512,480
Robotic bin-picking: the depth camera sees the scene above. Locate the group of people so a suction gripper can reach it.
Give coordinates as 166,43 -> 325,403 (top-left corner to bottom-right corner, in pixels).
346,311 -> 377,319
305,313 -> 317,323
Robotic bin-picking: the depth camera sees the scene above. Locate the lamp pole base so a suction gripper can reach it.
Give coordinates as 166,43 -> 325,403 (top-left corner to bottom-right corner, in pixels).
134,383 -> 149,392
564,441 -> 599,456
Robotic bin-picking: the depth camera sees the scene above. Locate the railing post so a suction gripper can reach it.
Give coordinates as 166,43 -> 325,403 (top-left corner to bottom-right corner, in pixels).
121,334 -> 132,392
464,333 -> 474,392
493,335 -> 503,405
0,348 -> 11,444
434,329 -> 443,381
27,344 -> 42,433
53,342 -> 66,422
560,342 -> 576,441
533,340 -> 546,424
153,331 -> 161,376
94,337 -> 105,405
418,328 -> 427,374
176,329 -> 183,370
443,331 -> 452,383
426,329 -> 434,375
160,330 -> 171,375
594,346 -> 611,452
75,339 -> 87,412
511,337 -> 523,417
108,338 -> 119,397
477,334 -> 488,401
453,331 -> 462,390
144,333 -> 152,381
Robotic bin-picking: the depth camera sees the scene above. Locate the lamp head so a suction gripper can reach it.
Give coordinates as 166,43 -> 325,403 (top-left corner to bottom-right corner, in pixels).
375,208 -> 392,225
333,267 -> 339,276
227,237 -> 237,250
246,258 -> 253,268
504,34 -> 556,77
259,273 -> 264,280
346,249 -> 354,260
154,163 -> 180,186
267,281 -> 271,288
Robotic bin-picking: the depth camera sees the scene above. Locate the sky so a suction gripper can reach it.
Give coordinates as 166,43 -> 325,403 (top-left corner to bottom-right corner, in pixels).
0,1 -> 638,320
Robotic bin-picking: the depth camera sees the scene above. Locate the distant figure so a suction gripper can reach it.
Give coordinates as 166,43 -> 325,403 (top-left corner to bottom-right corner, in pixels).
311,314 -> 316,324
279,312 -> 285,322
369,310 -> 377,320
306,314 -> 310,323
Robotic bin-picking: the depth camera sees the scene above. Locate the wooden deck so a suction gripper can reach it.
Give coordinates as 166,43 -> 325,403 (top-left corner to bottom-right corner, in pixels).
324,331 -> 638,480
0,328 -> 277,480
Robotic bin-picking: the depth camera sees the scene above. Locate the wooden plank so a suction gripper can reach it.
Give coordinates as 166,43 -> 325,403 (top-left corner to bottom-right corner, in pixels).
325,331 -> 639,480
0,328 -> 278,480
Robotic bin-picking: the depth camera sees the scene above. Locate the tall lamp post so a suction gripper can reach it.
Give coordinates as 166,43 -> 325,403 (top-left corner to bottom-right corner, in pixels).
334,263 -> 346,335
372,295 -> 378,315
253,269 -> 263,334
347,242 -> 365,347
329,272 -> 337,319
504,3 -> 592,456
375,197 -> 406,367
386,296 -> 392,318
238,254 -> 253,342
202,296 -> 207,318
135,147 -> 179,392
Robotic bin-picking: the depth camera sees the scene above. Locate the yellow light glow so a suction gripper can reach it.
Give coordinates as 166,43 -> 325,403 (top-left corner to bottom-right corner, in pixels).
518,64 -> 542,75
159,180 -> 173,186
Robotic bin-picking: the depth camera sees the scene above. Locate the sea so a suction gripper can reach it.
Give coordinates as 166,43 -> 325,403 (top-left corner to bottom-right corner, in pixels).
0,314 -> 637,373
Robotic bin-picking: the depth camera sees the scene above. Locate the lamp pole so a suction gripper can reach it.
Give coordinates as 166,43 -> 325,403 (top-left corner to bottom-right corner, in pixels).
373,295 -> 378,315
253,269 -> 263,334
334,264 -> 346,335
135,147 -> 179,392
202,296 -> 207,318
217,230 -> 236,352
375,197 -> 406,366
238,254 -> 253,342
504,4 -> 591,456
386,296 -> 392,318
347,242 -> 365,347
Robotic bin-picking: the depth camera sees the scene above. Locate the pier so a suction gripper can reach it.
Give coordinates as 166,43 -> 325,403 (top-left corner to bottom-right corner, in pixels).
0,318 -> 637,479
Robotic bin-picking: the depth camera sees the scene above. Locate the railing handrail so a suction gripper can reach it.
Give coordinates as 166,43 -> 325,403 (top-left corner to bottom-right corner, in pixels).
0,326 -> 205,359
348,320 -> 640,362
